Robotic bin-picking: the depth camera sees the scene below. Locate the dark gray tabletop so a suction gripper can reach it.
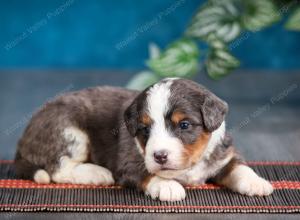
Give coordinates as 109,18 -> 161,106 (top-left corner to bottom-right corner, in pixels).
0,70 -> 299,219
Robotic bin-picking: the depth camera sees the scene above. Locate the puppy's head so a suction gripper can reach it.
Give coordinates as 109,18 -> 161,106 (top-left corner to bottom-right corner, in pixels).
124,78 -> 228,178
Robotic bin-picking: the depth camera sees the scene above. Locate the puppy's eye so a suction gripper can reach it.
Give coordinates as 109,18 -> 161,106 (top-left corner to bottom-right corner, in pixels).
179,121 -> 190,130
141,126 -> 150,136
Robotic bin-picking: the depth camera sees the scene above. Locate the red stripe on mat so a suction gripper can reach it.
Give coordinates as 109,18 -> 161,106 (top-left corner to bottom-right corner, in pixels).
1,160 -> 300,165
246,161 -> 300,166
0,203 -> 299,210
0,179 -> 122,189
0,179 -> 300,189
0,160 -> 13,164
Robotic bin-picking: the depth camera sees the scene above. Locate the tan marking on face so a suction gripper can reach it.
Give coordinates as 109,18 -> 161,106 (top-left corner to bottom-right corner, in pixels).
136,137 -> 146,155
136,113 -> 152,155
183,132 -> 211,166
141,113 -> 152,126
141,174 -> 154,190
171,111 -> 187,124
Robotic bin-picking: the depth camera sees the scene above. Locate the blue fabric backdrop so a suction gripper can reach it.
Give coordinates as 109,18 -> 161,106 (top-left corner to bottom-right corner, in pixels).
0,0 -> 300,70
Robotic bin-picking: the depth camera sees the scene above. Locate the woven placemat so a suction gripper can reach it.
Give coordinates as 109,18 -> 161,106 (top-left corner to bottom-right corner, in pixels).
0,160 -> 299,213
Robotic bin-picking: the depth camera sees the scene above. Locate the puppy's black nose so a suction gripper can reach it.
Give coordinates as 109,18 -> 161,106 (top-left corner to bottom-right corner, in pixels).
154,151 -> 168,165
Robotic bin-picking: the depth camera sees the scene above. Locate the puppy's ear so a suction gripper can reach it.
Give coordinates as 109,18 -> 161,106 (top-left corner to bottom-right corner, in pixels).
200,91 -> 228,132
124,100 -> 139,136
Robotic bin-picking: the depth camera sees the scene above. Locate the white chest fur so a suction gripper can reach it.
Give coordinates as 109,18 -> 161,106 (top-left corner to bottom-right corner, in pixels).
175,156 -> 232,185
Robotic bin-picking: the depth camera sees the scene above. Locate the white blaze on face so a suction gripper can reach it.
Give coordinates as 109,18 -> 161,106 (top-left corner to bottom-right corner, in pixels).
145,79 -> 184,173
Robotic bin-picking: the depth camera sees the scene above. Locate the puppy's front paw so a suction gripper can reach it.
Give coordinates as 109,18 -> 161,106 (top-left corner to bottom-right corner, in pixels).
145,176 -> 186,201
237,176 -> 273,196
222,165 -> 273,196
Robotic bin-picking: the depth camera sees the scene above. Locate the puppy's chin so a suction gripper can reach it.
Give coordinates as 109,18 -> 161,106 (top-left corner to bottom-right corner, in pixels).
145,157 -> 195,179
146,164 -> 189,179
155,169 -> 187,179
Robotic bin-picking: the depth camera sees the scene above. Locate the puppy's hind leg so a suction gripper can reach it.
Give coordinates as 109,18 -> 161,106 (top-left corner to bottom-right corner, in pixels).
52,157 -> 114,185
51,127 -> 114,185
216,160 -> 273,196
15,152 -> 51,184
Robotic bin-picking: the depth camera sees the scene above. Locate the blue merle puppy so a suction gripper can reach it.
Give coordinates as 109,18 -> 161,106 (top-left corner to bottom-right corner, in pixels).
15,78 -> 273,201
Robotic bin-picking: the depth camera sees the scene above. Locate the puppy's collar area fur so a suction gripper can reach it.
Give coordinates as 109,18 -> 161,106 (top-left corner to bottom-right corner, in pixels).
202,121 -> 226,160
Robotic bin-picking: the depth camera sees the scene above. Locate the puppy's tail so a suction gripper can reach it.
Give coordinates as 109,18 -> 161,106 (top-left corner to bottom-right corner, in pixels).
14,152 -> 51,184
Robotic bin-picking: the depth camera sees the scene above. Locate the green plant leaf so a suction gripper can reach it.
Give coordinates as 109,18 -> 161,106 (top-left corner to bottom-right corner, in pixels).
147,38 -> 200,78
206,33 -> 227,49
126,71 -> 160,90
186,0 -> 241,42
241,0 -> 280,31
206,46 -> 240,80
149,43 -> 161,59
285,7 -> 300,31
